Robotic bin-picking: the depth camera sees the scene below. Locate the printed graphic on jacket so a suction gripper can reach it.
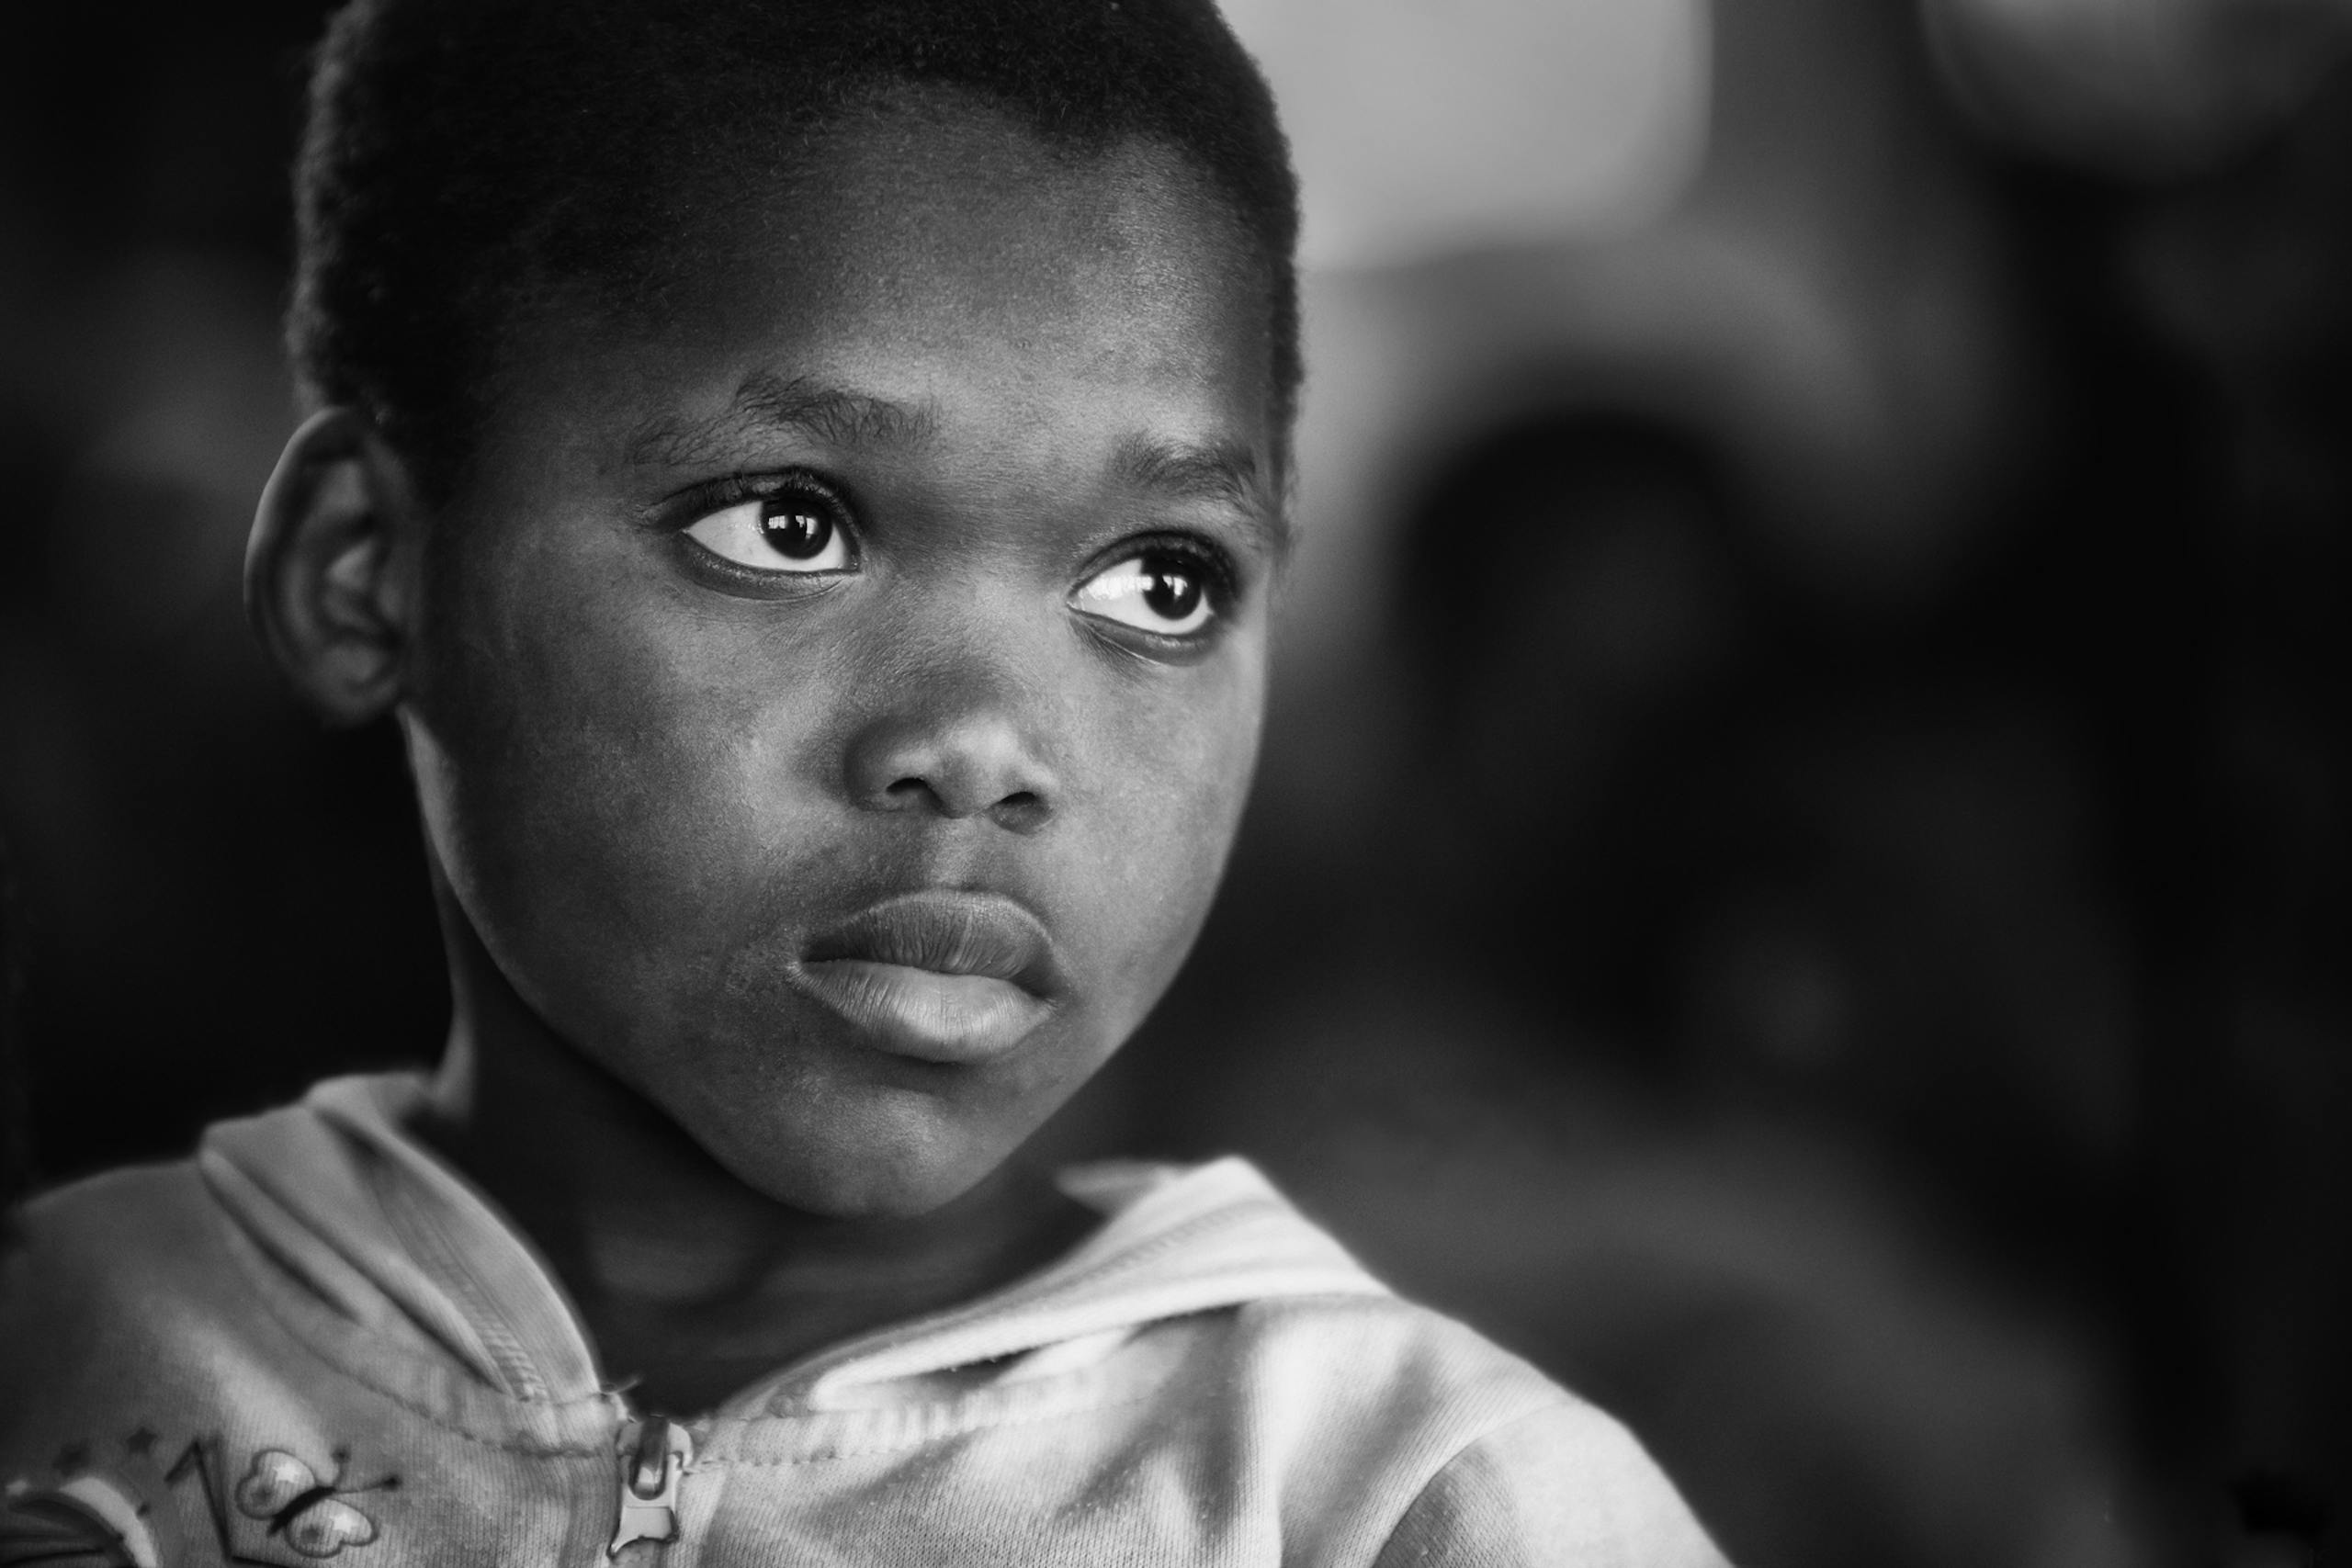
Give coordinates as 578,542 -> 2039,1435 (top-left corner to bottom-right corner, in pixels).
1,1430 -> 398,1567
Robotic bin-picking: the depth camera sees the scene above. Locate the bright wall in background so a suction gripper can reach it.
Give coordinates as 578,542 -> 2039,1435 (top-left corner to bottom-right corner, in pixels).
1217,0 -> 1711,267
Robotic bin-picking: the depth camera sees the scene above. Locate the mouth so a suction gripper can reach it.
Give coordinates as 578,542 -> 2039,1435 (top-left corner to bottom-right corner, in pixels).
790,890 -> 1061,1065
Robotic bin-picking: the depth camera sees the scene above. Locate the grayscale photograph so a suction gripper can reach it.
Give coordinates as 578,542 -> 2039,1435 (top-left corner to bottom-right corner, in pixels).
1,2 -> 2347,1564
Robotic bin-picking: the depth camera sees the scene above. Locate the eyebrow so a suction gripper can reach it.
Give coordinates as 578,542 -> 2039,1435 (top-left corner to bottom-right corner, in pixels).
624,371 -> 936,469
1112,432 -> 1291,556
624,370 -> 1290,555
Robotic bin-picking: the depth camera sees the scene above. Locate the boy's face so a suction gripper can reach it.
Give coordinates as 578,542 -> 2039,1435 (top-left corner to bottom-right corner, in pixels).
402,107 -> 1280,1216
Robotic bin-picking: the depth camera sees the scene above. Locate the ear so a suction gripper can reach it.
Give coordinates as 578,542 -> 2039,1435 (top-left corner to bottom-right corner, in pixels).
245,408 -> 428,726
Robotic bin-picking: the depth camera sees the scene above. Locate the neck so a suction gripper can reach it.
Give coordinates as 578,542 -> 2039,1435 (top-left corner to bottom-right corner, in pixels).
409,890 -> 1091,1418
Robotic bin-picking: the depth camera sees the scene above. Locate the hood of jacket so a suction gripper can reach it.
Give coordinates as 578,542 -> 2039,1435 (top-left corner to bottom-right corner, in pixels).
196,1074 -> 1388,1425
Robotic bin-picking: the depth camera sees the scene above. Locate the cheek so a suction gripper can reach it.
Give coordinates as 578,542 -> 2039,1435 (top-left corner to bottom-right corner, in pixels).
412,526 -> 828,1020
1071,645 -> 1265,1012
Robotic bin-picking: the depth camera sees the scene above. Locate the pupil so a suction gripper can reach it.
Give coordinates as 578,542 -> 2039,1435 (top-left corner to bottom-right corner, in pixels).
761,502 -> 831,559
1144,558 -> 1202,621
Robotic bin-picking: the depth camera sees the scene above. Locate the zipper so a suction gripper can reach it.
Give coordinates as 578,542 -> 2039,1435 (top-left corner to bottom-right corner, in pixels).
607,1414 -> 694,1557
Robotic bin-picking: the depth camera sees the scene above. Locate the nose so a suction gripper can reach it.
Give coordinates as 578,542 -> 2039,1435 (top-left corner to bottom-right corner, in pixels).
842,676 -> 1059,836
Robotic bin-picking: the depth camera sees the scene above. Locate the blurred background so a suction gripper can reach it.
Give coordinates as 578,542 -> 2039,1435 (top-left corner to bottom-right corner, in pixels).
4,1 -> 2350,1562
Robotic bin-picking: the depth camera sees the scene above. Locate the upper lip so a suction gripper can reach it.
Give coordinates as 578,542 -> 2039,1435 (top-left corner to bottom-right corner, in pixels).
801,890 -> 1061,996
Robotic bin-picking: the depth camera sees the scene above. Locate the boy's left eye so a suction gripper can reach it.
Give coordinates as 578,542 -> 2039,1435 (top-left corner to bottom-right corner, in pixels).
1071,548 -> 1220,637
682,482 -> 854,573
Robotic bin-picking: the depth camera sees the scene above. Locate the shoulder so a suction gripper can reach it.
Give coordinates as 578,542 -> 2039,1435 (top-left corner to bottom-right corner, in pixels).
1214,1293 -> 1726,1566
1228,1289 -> 1568,1438
1370,1397 -> 1729,1568
1,1159 -> 229,1317
0,1160 -> 253,1437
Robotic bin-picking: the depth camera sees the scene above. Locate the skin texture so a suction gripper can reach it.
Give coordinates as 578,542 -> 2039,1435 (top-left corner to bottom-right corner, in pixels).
249,99 -> 1283,1414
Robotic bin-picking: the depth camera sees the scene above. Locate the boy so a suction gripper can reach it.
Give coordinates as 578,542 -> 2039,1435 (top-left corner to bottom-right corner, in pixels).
0,1 -> 1725,1562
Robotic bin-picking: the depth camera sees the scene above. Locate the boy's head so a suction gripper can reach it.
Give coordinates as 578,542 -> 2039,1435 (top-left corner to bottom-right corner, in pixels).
250,0 -> 1297,1217
288,0 -> 1300,502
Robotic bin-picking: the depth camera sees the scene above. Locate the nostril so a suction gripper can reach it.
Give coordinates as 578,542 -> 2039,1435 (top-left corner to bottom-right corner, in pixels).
990,790 -> 1050,834
845,717 -> 1056,823
873,776 -> 1046,829
869,776 -> 943,816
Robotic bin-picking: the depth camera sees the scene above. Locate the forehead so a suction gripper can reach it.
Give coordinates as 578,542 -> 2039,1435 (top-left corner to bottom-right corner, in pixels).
719,101 -> 1270,350
479,99 -> 1280,499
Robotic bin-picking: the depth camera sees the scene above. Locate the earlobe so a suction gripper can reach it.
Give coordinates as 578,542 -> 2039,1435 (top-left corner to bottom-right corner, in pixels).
246,407 -> 424,726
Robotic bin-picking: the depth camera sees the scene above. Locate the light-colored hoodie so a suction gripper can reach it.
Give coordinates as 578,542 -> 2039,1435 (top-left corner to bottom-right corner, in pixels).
0,1075 -> 1725,1566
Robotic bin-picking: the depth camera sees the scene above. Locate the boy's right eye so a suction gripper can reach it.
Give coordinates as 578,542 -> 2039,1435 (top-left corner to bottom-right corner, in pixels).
682,478 -> 856,574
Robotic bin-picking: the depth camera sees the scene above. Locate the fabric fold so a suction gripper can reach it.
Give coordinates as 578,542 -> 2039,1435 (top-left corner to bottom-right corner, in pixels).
198,1075 -> 1388,1418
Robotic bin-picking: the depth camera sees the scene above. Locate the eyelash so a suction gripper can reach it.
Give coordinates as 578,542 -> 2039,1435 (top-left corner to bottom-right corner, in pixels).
1080,534 -> 1242,626
662,468 -> 860,581
669,469 -> 856,533
658,472 -> 1248,629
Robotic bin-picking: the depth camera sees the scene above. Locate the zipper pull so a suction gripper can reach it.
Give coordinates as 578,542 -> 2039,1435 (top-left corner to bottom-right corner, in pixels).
607,1416 -> 693,1556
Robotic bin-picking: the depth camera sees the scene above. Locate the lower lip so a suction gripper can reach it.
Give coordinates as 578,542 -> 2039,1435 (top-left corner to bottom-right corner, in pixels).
791,959 -> 1052,1064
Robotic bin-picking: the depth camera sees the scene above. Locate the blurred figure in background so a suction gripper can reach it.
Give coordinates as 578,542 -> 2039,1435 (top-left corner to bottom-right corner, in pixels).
6,2 -> 2351,1564
1927,0 -> 2352,1558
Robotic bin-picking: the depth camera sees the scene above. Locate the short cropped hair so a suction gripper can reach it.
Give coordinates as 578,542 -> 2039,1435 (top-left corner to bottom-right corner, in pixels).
290,0 -> 1301,499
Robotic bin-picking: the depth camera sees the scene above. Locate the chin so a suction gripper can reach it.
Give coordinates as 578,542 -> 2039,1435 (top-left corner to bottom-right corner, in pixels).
690,1083 -> 1017,1221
